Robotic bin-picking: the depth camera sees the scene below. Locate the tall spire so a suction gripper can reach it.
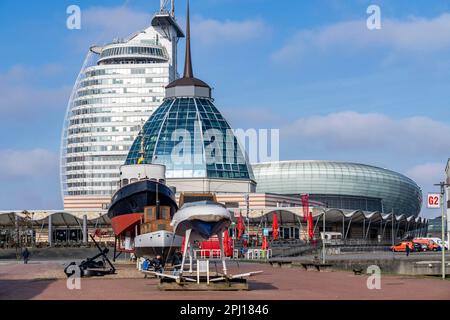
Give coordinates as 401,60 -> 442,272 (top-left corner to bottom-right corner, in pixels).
183,0 -> 194,78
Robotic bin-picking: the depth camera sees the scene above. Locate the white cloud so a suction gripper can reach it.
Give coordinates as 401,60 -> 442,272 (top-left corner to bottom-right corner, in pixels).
192,17 -> 270,46
282,111 -> 450,155
0,149 -> 59,179
406,162 -> 446,188
273,13 -> 450,61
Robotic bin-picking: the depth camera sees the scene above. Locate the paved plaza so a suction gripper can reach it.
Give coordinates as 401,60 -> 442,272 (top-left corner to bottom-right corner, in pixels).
0,260 -> 449,300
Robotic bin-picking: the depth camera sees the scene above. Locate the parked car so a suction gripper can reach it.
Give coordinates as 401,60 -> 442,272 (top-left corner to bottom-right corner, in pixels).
413,242 -> 427,252
413,238 -> 440,251
391,241 -> 415,252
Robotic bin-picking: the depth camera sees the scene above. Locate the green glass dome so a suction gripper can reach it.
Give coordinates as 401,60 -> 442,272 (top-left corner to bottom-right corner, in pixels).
125,97 -> 254,181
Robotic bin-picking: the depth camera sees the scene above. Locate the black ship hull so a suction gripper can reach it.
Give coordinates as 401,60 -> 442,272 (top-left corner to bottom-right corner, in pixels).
108,180 -> 177,220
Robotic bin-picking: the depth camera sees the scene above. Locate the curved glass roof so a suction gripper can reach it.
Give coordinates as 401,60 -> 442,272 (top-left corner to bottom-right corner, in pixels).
252,161 -> 422,217
125,97 -> 254,181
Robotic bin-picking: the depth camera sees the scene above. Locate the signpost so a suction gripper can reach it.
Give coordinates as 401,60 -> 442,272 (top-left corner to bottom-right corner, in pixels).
427,193 -> 440,209
430,187 -> 448,280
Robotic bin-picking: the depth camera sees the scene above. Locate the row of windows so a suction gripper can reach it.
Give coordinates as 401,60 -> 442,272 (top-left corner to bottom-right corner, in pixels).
76,86 -> 164,98
100,46 -> 165,59
68,126 -> 140,135
67,145 -> 130,153
65,155 -> 126,163
86,67 -> 166,77
73,96 -> 163,107
67,190 -> 116,196
65,165 -> 120,171
80,77 -> 166,88
67,182 -> 119,188
67,135 -> 135,144
66,173 -> 120,179
99,58 -> 166,65
71,106 -> 153,117
70,116 -> 150,125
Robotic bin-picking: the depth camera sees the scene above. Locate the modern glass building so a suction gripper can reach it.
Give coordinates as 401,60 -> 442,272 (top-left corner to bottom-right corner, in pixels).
252,161 -> 422,217
125,2 -> 255,194
125,97 -> 254,182
61,5 -> 184,212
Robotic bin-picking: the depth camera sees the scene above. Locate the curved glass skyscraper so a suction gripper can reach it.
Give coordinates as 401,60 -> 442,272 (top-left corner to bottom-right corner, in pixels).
61,5 -> 184,212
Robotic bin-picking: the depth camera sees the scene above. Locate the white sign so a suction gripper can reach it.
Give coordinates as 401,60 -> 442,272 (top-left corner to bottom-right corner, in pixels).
427,193 -> 441,209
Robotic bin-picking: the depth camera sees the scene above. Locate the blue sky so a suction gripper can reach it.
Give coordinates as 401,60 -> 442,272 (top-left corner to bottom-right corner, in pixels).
1,0 -> 450,218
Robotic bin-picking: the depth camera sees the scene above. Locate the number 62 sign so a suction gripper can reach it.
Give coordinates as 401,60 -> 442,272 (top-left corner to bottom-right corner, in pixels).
427,193 -> 441,209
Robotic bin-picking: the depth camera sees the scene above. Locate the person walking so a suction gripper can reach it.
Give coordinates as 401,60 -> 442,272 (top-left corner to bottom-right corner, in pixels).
171,250 -> 182,276
405,243 -> 411,257
22,247 -> 30,264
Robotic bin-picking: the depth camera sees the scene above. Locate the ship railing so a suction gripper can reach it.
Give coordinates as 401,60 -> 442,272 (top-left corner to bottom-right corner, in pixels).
193,249 -> 222,259
245,249 -> 272,260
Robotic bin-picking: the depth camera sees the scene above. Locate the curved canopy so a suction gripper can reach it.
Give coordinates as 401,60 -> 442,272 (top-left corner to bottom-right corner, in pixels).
239,207 -> 427,226
0,211 -> 110,227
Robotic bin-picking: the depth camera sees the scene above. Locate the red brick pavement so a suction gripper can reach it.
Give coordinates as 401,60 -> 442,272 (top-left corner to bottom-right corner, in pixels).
0,262 -> 449,300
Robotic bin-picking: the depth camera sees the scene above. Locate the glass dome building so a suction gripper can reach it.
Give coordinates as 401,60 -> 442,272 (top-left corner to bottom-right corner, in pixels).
252,161 -> 422,217
125,2 -> 255,193
125,97 -> 254,181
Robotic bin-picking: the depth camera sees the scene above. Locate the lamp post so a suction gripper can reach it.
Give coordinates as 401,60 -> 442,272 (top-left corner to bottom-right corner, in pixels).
244,193 -> 250,244
322,210 -> 326,264
434,182 -> 448,280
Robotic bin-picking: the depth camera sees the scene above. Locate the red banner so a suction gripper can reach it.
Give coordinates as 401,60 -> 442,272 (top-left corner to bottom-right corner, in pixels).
272,212 -> 279,240
301,194 -> 309,222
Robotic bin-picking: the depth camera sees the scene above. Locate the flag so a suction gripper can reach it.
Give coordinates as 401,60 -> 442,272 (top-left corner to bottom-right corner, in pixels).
301,194 -> 309,222
138,156 -> 145,164
237,213 -> 245,240
223,230 -> 232,257
272,212 -> 279,240
307,211 -> 314,240
262,236 -> 269,250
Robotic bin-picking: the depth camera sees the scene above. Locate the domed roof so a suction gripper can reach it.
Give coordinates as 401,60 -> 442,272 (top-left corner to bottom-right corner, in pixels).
125,97 -> 254,181
252,160 -> 422,216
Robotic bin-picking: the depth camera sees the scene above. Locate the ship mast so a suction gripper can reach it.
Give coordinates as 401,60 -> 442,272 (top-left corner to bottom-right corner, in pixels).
138,121 -> 145,164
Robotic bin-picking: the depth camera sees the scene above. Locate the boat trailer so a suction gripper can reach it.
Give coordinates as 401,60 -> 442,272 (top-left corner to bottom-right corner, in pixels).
141,259 -> 262,291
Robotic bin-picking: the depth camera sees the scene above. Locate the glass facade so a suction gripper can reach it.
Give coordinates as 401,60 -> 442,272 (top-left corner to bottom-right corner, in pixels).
61,26 -> 180,198
252,161 -> 422,216
125,97 -> 254,181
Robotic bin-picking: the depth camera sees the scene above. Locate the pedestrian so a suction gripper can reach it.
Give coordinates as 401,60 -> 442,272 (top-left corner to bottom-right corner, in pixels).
405,243 -> 410,257
171,250 -> 183,276
22,247 -> 30,264
152,255 -> 164,274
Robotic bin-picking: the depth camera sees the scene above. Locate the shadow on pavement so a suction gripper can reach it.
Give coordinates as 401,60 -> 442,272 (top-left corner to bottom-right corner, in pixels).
249,281 -> 277,290
0,279 -> 56,300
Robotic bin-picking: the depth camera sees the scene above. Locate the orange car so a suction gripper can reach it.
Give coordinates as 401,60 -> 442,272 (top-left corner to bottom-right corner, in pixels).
391,241 -> 414,252
413,238 -> 440,251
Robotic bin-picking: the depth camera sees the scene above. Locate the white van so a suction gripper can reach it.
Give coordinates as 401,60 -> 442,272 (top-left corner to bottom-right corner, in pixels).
420,237 -> 448,249
320,232 -> 343,244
